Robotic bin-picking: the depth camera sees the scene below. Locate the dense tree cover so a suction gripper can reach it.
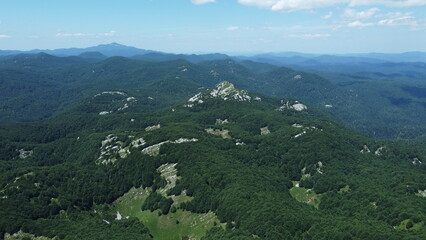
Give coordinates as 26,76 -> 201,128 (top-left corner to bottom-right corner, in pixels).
141,192 -> 173,214
23,211 -> 152,240
1,76 -> 426,239
2,54 -> 426,138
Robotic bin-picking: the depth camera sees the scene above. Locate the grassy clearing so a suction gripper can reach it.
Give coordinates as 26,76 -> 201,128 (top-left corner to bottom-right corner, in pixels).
113,186 -> 222,240
289,187 -> 321,209
114,187 -> 151,217
137,209 -> 220,240
338,185 -> 350,193
395,219 -> 424,231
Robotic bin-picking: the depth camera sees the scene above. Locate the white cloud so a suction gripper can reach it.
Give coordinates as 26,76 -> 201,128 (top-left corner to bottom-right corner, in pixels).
237,0 -> 426,11
56,31 -> 117,38
56,32 -> 89,37
378,12 -> 417,27
350,0 -> 426,7
289,33 -> 331,39
347,20 -> 374,27
238,0 -> 347,11
103,30 -> 116,37
191,0 -> 216,5
0,34 -> 11,39
322,12 -> 333,19
226,26 -> 240,31
343,8 -> 379,19
264,26 -> 283,31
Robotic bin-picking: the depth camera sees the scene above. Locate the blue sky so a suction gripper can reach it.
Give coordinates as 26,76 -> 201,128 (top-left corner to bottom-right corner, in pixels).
0,0 -> 425,54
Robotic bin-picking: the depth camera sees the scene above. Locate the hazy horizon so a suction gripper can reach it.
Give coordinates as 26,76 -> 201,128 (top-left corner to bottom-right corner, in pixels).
1,0 -> 425,54
2,42 -> 426,56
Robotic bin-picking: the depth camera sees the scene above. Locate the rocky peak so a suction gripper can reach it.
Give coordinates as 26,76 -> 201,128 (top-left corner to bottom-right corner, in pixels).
209,81 -> 251,101
185,81 -> 258,108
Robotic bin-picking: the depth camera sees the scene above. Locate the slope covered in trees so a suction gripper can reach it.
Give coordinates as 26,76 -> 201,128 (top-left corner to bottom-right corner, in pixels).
2,54 -> 426,138
1,81 -> 426,239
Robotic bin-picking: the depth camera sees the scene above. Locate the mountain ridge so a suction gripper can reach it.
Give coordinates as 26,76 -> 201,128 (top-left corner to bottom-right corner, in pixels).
2,43 -> 426,63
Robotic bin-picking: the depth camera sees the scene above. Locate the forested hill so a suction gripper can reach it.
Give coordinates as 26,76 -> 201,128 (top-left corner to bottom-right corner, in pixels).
1,81 -> 426,239
2,54 -> 426,139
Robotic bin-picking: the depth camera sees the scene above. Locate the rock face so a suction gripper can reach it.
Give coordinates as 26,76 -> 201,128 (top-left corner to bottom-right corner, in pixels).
18,149 -> 33,159
205,128 -> 231,139
141,138 -> 198,156
97,134 -> 130,165
260,127 -> 271,135
277,100 -> 307,112
145,124 -> 161,132
209,81 -> 251,101
360,145 -> 371,154
184,81 -> 254,108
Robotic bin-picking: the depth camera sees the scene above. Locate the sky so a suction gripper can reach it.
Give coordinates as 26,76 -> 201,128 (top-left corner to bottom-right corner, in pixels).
0,0 -> 425,54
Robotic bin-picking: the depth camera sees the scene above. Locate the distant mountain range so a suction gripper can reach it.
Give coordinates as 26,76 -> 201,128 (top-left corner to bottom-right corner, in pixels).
0,43 -> 153,58
1,43 -> 426,64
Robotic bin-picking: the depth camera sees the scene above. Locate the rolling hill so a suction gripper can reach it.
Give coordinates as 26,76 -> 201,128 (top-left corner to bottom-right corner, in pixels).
1,81 -> 426,239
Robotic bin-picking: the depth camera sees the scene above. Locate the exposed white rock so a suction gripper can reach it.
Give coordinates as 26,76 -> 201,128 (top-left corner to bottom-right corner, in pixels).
316,161 -> 324,174
360,145 -> 371,154
375,147 -> 385,156
141,138 -> 198,156
5,231 -> 57,240
294,131 -> 307,138
94,91 -> 126,97
157,163 -> 179,196
188,93 -> 202,103
102,134 -> 117,148
325,104 -> 333,108
99,111 -> 111,115
131,138 -> 146,148
126,97 -> 137,102
148,96 -> 154,100
294,75 -> 302,79
215,119 -> 229,125
130,118 -> 135,122
235,139 -> 245,146
210,81 -> 251,101
417,190 -> 426,198
141,141 -> 168,156
173,138 -> 198,144
97,134 -> 129,165
277,100 -> 307,112
205,128 -> 231,139
412,158 -> 423,165
103,219 -> 111,225
18,149 -> 33,159
184,81 -> 255,108
260,127 -> 271,135
292,123 -> 303,128
293,103 -> 308,111
254,97 -> 262,101
145,124 -> 161,132
117,103 -> 129,111
116,211 -> 122,220
118,148 -> 130,158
